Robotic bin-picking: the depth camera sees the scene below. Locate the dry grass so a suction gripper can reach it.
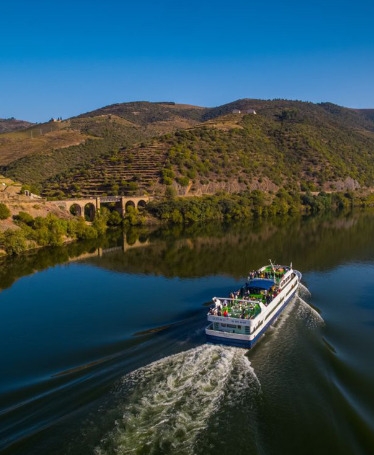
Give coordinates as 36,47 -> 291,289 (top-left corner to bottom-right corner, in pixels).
0,122 -> 93,166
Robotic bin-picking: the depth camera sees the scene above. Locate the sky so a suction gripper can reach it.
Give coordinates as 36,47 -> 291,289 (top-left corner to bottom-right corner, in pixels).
1,0 -> 374,123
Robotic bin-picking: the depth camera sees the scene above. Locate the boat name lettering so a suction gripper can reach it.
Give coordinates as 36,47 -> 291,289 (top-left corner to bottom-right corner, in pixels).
209,315 -> 250,325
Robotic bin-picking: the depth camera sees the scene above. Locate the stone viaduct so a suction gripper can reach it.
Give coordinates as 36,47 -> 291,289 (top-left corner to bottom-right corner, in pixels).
53,195 -> 152,220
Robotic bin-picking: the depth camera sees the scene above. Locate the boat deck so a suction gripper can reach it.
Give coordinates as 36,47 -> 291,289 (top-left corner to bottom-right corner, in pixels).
209,299 -> 261,319
209,265 -> 290,320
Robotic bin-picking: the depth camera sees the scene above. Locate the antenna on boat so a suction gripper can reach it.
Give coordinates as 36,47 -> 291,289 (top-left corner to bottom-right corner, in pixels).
269,259 -> 277,283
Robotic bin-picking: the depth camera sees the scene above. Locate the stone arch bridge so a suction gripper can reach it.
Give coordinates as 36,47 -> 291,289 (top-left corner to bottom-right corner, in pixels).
53,196 -> 152,220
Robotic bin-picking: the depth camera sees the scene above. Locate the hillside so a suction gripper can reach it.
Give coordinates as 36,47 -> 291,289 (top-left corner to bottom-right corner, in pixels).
1,99 -> 374,198
0,118 -> 34,134
159,108 -> 374,194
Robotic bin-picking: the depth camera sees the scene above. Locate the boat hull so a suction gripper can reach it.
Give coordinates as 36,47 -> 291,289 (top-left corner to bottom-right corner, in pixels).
205,278 -> 299,349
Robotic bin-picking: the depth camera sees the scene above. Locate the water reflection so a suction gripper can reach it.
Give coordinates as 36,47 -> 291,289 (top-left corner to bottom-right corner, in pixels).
1,210 -> 374,292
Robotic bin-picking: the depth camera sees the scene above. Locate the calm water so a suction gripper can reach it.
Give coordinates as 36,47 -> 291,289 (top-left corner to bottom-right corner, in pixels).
1,212 -> 374,455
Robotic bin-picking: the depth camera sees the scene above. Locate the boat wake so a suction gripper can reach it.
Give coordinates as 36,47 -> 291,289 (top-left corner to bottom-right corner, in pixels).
299,282 -> 311,297
296,293 -> 324,327
94,345 -> 260,455
267,294 -> 296,333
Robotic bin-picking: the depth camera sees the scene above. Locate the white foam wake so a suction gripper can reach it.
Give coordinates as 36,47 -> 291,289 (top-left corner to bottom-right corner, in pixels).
297,294 -> 324,327
94,345 -> 259,455
299,282 -> 311,297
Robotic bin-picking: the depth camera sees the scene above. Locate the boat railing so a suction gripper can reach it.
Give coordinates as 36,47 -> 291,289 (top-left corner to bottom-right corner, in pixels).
210,297 -> 263,319
213,297 -> 262,307
247,270 -> 286,284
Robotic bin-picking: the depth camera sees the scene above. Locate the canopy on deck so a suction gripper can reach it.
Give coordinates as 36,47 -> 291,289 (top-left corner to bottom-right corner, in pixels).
248,278 -> 275,292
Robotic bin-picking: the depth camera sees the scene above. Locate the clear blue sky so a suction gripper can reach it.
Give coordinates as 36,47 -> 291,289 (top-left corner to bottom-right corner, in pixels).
1,0 -> 373,123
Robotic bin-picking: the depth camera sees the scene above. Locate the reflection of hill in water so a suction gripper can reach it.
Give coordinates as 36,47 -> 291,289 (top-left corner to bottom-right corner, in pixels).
83,211 -> 374,278
0,234 -> 119,291
1,211 -> 374,291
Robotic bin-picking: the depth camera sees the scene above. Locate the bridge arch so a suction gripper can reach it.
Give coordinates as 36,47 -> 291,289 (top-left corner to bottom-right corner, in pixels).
120,196 -> 151,217
137,199 -> 147,210
84,202 -> 96,221
125,200 -> 136,212
69,203 -> 83,217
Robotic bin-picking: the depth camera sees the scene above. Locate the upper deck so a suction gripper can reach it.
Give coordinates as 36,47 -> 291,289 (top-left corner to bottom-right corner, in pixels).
208,264 -> 296,321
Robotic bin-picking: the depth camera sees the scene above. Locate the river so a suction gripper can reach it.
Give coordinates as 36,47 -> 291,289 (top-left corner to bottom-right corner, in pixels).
1,211 -> 374,454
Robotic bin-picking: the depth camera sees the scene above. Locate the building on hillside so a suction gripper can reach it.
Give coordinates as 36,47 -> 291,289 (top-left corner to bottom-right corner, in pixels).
232,109 -> 257,114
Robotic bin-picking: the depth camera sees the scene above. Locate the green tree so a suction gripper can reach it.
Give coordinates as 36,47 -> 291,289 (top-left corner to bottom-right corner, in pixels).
92,210 -> 109,235
107,210 -> 122,226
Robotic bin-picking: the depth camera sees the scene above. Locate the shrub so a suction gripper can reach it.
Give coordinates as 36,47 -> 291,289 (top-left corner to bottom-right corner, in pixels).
13,211 -> 34,226
177,176 -> 190,187
163,177 -> 173,185
0,203 -> 11,220
3,229 -> 28,255
107,211 -> 122,226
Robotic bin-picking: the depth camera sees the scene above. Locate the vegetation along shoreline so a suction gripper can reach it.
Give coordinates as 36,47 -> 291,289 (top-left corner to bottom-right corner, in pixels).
1,188 -> 373,257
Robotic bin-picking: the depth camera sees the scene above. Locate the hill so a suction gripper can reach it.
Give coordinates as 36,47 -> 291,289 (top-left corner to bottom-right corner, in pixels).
77,101 -> 207,128
1,99 -> 374,198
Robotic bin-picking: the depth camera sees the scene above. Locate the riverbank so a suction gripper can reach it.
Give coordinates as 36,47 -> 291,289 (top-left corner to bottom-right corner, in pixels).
2,187 -> 374,257
0,195 -> 98,257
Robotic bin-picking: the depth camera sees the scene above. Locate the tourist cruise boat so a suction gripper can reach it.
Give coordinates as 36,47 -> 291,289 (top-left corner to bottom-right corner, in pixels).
205,261 -> 302,348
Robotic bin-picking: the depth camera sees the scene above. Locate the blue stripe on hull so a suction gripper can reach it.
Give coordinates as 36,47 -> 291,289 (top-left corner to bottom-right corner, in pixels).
206,288 -> 298,349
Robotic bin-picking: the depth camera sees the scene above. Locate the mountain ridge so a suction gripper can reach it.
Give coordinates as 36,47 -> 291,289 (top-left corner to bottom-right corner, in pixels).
1,99 -> 374,198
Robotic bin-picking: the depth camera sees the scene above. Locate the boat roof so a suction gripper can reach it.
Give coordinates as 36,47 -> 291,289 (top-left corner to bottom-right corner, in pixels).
248,278 -> 275,290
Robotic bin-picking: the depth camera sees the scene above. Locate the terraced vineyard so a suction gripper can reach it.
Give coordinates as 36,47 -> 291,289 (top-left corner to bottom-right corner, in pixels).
42,143 -> 168,198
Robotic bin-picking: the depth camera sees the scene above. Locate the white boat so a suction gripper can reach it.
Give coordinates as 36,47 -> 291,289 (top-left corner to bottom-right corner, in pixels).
205,261 -> 302,348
